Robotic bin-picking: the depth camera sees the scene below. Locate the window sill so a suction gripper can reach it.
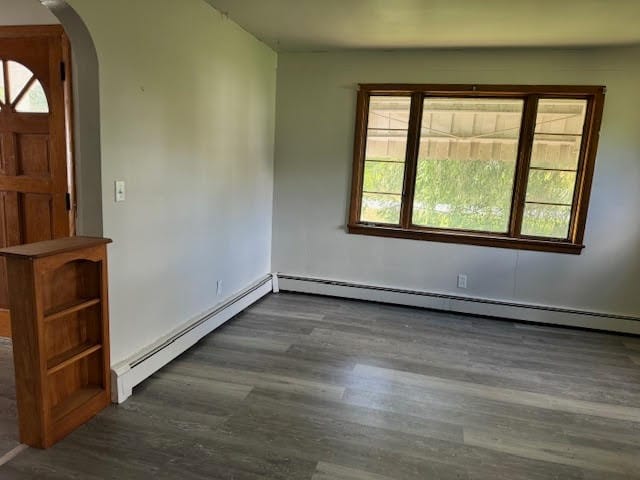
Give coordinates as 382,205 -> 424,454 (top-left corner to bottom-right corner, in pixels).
347,224 -> 584,254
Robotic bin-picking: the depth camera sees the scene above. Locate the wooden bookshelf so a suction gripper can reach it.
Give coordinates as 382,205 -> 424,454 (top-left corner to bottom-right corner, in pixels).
0,236 -> 112,448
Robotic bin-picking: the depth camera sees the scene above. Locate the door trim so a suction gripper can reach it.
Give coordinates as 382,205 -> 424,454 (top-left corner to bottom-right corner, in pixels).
61,29 -> 76,235
0,309 -> 10,337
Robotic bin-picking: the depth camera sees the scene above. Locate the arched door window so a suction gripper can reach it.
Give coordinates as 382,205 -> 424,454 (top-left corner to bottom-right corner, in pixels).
0,60 -> 49,113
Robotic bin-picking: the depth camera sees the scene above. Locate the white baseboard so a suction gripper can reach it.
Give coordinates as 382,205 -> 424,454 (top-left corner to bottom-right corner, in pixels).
110,275 -> 273,404
276,274 -> 640,335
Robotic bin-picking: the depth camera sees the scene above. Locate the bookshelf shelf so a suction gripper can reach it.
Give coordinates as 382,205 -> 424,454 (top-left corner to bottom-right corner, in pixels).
47,342 -> 103,375
44,298 -> 101,322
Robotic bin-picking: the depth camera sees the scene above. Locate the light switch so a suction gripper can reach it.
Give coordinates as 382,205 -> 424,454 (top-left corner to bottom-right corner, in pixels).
115,180 -> 126,202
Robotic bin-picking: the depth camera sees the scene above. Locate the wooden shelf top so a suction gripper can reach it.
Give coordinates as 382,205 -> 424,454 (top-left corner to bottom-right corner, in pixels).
0,236 -> 112,259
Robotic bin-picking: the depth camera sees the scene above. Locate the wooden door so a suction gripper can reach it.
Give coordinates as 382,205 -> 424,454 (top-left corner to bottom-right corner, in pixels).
0,26 -> 73,337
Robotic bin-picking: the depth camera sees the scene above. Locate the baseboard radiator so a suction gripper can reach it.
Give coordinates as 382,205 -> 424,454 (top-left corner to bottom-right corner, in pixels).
276,274 -> 640,335
111,275 -> 273,403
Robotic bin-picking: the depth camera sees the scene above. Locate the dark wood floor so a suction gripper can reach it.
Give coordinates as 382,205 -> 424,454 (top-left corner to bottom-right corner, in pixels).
1,292 -> 640,479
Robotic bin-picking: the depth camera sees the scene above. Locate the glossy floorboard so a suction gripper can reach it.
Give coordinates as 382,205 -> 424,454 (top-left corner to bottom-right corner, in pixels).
1,293 -> 640,479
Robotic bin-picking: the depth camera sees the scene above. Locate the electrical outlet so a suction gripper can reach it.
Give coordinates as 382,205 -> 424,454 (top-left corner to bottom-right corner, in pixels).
115,180 -> 126,202
216,280 -> 223,297
457,274 -> 468,289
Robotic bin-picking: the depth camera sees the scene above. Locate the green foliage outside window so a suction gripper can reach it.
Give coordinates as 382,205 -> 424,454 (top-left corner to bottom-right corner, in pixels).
361,158 -> 576,238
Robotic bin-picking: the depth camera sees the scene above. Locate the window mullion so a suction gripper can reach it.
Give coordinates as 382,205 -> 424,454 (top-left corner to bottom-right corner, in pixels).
400,92 -> 423,229
509,95 -> 538,237
349,89 -> 369,225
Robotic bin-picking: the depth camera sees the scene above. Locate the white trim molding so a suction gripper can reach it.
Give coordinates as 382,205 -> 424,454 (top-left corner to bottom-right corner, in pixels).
0,444 -> 28,467
275,273 -> 640,335
111,275 -> 273,404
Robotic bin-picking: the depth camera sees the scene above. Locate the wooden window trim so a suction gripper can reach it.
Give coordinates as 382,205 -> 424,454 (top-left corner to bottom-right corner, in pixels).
348,84 -> 606,254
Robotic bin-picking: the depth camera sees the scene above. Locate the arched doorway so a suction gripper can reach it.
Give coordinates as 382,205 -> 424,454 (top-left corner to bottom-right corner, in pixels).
41,0 -> 103,238
0,1 -> 103,337
0,0 -> 102,461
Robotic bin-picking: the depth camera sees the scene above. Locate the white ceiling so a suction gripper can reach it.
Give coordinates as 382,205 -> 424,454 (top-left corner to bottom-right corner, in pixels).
204,0 -> 640,51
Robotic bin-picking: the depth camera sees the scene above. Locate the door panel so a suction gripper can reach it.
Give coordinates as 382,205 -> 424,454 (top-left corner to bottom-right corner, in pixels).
17,134 -> 51,177
0,26 -> 72,336
21,193 -> 54,243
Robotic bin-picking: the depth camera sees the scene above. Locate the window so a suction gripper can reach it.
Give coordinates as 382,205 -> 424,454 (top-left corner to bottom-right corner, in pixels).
348,84 -> 605,254
0,60 -> 49,113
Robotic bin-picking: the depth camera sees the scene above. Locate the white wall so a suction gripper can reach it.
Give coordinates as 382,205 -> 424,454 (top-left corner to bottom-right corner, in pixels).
0,0 -> 59,24
272,47 -> 640,318
66,0 -> 277,364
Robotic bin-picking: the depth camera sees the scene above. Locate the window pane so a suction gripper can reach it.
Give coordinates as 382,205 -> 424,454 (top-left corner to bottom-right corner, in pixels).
522,99 -> 587,238
412,98 -> 523,233
525,170 -> 577,205
535,99 -> 587,135
521,203 -> 572,238
15,80 -> 49,113
360,193 -> 401,224
363,161 -> 404,195
530,134 -> 581,170
360,96 -> 411,225
368,97 -> 410,129
8,61 -> 33,103
365,131 -> 407,162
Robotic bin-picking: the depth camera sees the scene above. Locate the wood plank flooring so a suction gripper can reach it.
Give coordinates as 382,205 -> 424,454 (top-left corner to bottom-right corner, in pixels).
1,292 -> 640,479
